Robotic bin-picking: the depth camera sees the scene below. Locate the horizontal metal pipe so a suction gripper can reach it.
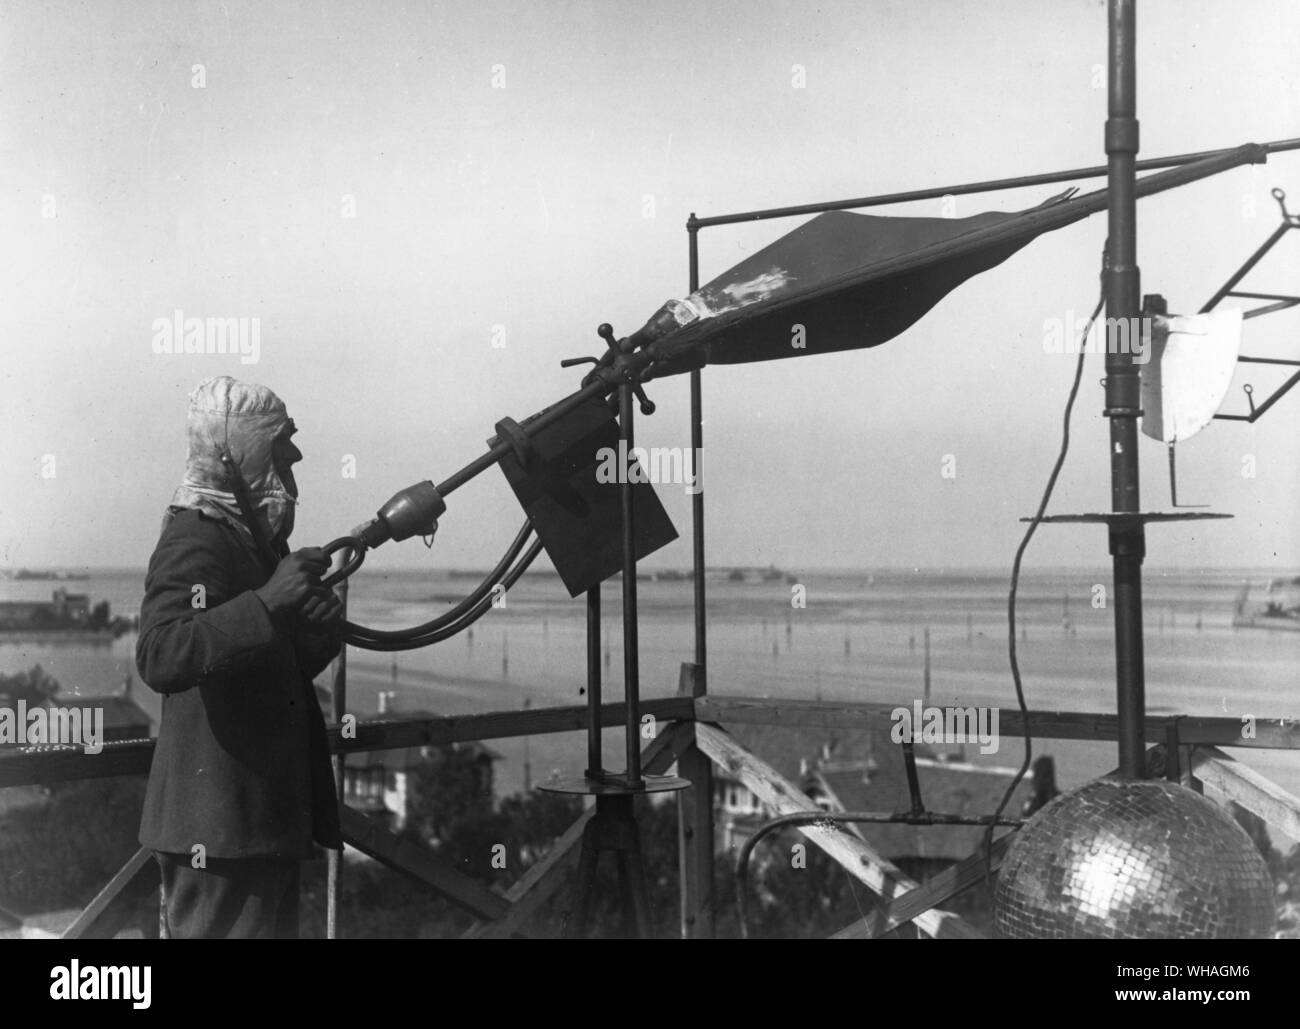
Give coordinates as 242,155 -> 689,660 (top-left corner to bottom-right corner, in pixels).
691,136 -> 1300,228
434,378 -> 610,497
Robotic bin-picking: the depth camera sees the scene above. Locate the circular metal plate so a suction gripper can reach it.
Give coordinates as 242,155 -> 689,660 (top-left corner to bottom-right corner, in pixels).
537,773 -> 691,796
1020,511 -> 1231,524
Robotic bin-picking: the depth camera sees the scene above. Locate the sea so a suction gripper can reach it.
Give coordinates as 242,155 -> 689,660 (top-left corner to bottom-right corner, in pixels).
3,566 -> 1299,841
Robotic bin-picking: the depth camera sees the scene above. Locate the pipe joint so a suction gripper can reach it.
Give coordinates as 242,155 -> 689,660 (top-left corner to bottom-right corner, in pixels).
1108,529 -> 1147,560
1105,117 -> 1140,155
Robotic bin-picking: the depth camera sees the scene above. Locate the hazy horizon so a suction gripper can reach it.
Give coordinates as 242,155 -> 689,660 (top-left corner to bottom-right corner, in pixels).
3,561 -> 1293,577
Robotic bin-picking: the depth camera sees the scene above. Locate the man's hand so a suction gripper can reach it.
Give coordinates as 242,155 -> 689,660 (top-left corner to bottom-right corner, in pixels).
298,590 -> 343,628
254,548 -> 329,617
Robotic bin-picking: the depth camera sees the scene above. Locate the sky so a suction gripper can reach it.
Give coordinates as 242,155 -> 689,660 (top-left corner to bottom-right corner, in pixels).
1,0 -> 1298,573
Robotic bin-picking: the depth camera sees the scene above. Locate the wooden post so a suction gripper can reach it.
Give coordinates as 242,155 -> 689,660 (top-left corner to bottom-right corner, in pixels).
676,662 -> 716,938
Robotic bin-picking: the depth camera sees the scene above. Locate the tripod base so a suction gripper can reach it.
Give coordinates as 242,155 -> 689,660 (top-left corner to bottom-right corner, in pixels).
539,774 -> 688,938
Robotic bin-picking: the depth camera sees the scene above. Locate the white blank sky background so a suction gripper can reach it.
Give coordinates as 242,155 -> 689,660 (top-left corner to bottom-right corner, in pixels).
1,0 -> 1297,571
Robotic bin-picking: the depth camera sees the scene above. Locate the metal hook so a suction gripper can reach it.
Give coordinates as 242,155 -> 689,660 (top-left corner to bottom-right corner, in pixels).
1273,188 -> 1300,226
1168,442 -> 1208,509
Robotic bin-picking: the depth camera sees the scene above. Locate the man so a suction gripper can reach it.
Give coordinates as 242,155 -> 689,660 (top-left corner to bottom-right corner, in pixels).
136,375 -> 343,939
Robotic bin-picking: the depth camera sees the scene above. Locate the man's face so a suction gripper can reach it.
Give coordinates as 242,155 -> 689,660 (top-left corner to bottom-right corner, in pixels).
272,427 -> 303,539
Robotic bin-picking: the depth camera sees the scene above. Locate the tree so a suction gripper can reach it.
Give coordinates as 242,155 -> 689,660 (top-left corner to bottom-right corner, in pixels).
0,776 -> 149,929
0,665 -> 60,707
403,744 -> 493,846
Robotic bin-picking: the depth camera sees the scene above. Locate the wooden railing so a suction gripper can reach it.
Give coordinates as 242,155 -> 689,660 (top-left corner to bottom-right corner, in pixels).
3,692 -> 1299,939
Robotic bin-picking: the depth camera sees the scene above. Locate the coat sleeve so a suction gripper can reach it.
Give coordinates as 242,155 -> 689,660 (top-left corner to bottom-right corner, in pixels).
292,625 -> 342,683
135,512 -> 282,695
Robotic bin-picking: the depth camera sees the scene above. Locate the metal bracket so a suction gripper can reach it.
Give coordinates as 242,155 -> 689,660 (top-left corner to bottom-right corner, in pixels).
1203,187 -> 1300,424
1167,442 -> 1208,509
492,417 -> 533,468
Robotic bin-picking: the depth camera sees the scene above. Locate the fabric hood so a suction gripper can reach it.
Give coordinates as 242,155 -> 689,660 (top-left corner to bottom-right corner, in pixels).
163,376 -> 298,548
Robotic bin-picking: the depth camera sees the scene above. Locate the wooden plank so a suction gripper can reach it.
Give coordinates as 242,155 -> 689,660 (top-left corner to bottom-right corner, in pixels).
327,696 -> 694,755
694,722 -> 982,939
831,833 -> 1015,939
338,805 -> 510,921
462,722 -> 693,939
462,809 -> 594,940
1191,746 -> 1300,844
1179,717 -> 1300,750
62,847 -> 160,940
0,698 -> 695,789
6,697 -> 1299,789
0,742 -> 153,787
695,696 -> 1300,749
676,662 -> 716,939
695,696 -> 1154,740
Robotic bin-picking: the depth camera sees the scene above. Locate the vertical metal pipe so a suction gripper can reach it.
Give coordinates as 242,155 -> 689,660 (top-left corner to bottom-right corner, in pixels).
688,216 -> 707,678
922,626 -> 931,705
679,214 -> 716,937
681,218 -> 716,935
585,586 -> 602,778
1105,0 -> 1147,779
619,383 -> 643,786
327,550 -> 350,939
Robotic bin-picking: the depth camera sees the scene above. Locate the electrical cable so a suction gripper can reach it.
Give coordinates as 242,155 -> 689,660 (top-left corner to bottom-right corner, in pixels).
983,273 -> 1107,898
343,535 -> 545,651
340,519 -> 534,642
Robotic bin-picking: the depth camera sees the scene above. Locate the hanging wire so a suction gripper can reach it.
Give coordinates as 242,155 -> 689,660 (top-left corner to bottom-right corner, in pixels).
342,534 -> 544,651
341,519 -> 534,644
983,262 -> 1108,896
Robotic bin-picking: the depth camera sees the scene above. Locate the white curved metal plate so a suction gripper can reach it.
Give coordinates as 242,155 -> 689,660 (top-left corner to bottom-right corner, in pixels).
1140,309 -> 1244,443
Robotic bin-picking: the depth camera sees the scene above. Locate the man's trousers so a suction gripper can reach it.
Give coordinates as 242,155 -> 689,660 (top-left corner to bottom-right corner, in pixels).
155,852 -> 300,939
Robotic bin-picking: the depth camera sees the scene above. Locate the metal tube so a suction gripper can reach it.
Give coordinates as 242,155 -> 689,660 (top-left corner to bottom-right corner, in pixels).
619,384 -> 643,787
434,378 -> 609,498
682,217 -> 716,936
901,739 -> 925,816
693,136 -> 1300,228
1106,0 -> 1147,780
327,552 -> 350,940
585,586 -> 602,778
688,218 -> 706,674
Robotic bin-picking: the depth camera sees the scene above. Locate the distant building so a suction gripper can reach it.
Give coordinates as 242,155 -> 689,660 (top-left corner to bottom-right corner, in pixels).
50,589 -> 90,623
341,693 -> 498,836
79,678 -> 153,743
714,722 -> 1053,880
0,672 -> 152,749
0,589 -> 94,629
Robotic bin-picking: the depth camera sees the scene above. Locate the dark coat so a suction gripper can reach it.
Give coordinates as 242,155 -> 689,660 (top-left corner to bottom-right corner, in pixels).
135,508 -> 342,859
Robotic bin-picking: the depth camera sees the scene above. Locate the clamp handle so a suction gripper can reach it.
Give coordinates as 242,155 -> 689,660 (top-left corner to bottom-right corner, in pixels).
598,323 -> 656,414
319,536 -> 366,589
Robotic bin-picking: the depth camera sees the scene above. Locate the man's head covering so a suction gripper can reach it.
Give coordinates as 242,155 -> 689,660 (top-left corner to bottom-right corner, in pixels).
164,376 -> 299,546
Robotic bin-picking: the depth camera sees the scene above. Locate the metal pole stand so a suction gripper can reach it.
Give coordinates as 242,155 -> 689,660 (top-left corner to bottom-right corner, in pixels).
544,776 -> 687,938
541,338 -> 688,938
